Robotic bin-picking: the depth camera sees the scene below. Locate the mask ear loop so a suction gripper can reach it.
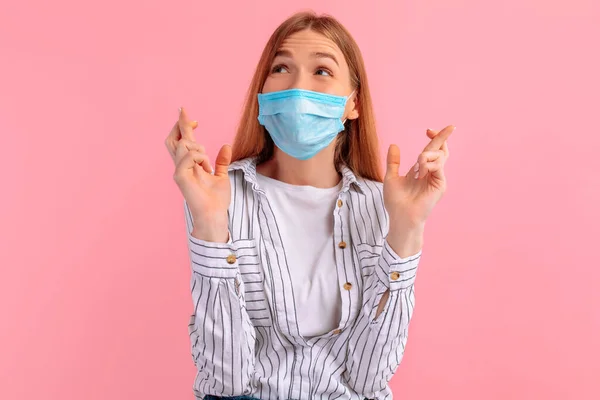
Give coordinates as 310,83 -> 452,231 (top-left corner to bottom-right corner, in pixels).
341,89 -> 357,125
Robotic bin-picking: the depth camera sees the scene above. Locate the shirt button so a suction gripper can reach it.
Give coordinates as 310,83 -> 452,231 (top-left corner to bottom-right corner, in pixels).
338,241 -> 347,249
333,329 -> 342,335
226,254 -> 237,264
390,271 -> 400,280
343,282 -> 352,290
337,199 -> 343,207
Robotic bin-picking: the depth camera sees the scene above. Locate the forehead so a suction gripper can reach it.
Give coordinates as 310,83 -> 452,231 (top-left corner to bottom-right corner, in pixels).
277,29 -> 343,58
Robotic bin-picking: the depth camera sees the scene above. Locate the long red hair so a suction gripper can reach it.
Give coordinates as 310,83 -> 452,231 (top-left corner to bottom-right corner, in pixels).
231,11 -> 383,182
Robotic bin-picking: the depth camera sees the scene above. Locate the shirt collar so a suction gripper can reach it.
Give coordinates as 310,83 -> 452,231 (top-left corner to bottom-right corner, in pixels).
228,157 -> 365,194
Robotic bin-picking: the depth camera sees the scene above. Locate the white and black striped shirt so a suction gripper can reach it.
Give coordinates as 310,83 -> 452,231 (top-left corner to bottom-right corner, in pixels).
184,157 -> 422,400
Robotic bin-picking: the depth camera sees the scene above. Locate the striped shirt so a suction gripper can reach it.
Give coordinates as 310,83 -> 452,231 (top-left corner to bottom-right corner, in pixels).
184,157 -> 422,400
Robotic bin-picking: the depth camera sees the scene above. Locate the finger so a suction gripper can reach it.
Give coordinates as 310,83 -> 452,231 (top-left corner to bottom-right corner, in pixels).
385,144 -> 401,178
175,151 -> 212,177
165,119 -> 199,159
175,140 -> 212,173
175,138 -> 205,155
164,121 -> 181,158
166,140 -> 176,161
167,120 -> 181,142
214,144 -> 232,177
416,158 -> 446,180
178,107 -> 197,141
415,150 -> 444,179
427,128 -> 449,158
426,128 -> 438,140
441,140 -> 449,159
418,150 -> 443,164
175,138 -> 206,162
423,125 -> 455,152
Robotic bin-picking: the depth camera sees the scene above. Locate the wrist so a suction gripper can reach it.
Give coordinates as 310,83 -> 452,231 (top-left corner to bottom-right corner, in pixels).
387,221 -> 425,258
191,213 -> 229,243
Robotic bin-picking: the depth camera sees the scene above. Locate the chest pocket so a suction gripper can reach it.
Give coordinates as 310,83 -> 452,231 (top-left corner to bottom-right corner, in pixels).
234,238 -> 273,328
355,242 -> 383,284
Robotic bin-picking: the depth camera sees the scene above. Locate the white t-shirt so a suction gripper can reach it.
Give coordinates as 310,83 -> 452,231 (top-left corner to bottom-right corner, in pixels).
256,173 -> 342,338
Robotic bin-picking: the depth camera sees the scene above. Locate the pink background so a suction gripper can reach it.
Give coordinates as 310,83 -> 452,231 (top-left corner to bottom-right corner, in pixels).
1,0 -> 599,399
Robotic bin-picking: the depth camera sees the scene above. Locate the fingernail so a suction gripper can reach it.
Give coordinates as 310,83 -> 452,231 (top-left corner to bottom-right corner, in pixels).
414,163 -> 419,172
179,107 -> 182,114
415,171 -> 419,179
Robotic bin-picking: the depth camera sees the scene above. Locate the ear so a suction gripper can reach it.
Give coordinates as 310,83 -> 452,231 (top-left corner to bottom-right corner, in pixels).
347,91 -> 359,120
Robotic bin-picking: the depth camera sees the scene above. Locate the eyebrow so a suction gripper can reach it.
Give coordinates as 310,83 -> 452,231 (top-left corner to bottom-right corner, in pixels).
274,49 -> 339,67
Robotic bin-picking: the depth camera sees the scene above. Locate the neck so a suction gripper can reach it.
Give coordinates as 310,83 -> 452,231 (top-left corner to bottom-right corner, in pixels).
257,141 -> 340,188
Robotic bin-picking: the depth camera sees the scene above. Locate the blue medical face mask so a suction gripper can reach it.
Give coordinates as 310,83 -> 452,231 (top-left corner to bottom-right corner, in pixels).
257,88 -> 356,160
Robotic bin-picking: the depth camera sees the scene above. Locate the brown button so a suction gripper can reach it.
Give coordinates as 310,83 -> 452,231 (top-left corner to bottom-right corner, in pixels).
333,329 -> 342,335
343,282 -> 352,290
338,241 -> 347,249
337,199 -> 343,207
390,271 -> 400,280
226,254 -> 237,264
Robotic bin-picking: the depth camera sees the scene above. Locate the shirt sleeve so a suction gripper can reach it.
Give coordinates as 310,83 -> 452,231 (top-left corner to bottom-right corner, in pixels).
184,199 -> 257,397
343,238 -> 422,398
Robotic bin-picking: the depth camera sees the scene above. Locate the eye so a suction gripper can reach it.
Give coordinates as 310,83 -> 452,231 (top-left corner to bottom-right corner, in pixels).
271,64 -> 289,74
315,67 -> 332,77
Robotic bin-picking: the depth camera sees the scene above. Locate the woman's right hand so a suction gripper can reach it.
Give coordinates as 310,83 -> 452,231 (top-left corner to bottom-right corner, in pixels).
165,107 -> 231,243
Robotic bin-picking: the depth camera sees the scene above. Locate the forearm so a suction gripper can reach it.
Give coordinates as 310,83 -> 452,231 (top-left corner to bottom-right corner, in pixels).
184,200 -> 255,394
345,285 -> 415,397
374,221 -> 423,318
189,273 -> 256,395
345,239 -> 421,395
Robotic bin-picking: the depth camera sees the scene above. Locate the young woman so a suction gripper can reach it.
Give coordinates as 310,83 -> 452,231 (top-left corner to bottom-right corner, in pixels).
165,11 -> 454,400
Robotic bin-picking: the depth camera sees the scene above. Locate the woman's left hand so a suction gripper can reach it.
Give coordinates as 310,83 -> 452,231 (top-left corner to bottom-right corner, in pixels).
383,125 -> 455,229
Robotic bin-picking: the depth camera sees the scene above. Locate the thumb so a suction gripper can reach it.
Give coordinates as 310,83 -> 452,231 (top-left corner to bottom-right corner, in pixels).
214,144 -> 232,177
386,144 -> 401,178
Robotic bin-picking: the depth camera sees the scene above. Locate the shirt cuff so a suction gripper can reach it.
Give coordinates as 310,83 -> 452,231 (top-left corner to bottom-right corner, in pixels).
187,231 -> 241,279
376,240 -> 422,291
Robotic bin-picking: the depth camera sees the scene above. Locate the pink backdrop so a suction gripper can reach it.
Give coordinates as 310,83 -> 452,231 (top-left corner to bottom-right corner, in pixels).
1,0 -> 599,399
